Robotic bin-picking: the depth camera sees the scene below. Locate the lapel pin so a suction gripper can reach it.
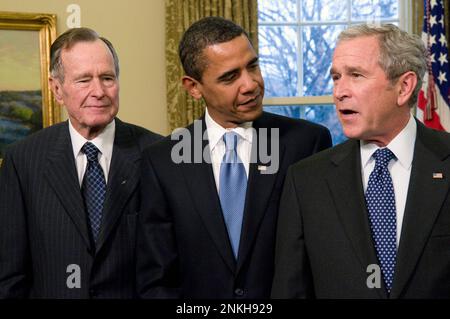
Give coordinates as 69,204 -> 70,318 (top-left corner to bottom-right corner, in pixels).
121,180 -> 127,185
433,173 -> 444,179
258,165 -> 268,171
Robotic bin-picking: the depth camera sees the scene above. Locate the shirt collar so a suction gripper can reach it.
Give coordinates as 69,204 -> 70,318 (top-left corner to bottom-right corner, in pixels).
69,119 -> 115,159
205,108 -> 253,151
360,115 -> 416,169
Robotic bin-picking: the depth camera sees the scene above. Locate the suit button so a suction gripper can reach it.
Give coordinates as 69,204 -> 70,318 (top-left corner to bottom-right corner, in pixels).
234,288 -> 245,297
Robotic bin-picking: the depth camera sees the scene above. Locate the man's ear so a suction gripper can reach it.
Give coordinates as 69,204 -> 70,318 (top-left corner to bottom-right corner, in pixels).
396,71 -> 417,107
182,76 -> 203,100
49,76 -> 64,105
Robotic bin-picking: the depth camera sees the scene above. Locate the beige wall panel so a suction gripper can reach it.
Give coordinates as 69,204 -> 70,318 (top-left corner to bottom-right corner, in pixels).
1,0 -> 168,135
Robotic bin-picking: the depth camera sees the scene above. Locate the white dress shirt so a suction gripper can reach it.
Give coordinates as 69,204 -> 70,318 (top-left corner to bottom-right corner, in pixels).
205,108 -> 253,193
69,119 -> 115,187
360,115 -> 417,247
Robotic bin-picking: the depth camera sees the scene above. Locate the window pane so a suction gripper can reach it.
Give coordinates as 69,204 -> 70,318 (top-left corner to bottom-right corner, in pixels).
351,0 -> 398,21
258,0 -> 297,23
263,105 -> 347,145
304,105 -> 346,145
302,0 -> 348,22
259,26 -> 299,97
302,25 -> 345,96
264,105 -> 303,119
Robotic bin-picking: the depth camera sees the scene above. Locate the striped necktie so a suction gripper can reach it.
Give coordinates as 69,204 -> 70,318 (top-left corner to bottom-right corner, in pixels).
81,142 -> 106,242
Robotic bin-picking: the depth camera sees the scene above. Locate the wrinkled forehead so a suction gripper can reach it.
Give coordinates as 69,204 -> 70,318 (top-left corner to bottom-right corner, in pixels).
334,35 -> 380,59
201,35 -> 256,71
203,35 -> 254,59
61,39 -> 112,59
332,37 -> 382,73
59,40 -> 117,78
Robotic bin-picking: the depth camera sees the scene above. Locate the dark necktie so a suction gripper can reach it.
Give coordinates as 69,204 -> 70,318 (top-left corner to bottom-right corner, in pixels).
365,147 -> 397,292
219,132 -> 247,259
81,142 -> 106,242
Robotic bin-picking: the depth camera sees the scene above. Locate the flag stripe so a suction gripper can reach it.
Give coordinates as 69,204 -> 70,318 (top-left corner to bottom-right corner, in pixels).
417,0 -> 450,132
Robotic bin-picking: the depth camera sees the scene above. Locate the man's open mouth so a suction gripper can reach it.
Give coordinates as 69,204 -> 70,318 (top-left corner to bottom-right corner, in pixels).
340,109 -> 358,115
238,96 -> 258,106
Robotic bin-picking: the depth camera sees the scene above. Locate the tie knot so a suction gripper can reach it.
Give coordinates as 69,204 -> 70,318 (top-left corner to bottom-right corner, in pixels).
81,142 -> 100,162
223,131 -> 239,151
373,148 -> 395,169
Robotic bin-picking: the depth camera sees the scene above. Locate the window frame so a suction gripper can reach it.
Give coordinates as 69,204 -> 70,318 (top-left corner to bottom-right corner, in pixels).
259,0 -> 412,108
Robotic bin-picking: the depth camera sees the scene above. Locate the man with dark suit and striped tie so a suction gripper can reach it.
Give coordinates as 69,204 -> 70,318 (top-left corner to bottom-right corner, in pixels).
271,24 -> 450,299
0,27 -> 161,298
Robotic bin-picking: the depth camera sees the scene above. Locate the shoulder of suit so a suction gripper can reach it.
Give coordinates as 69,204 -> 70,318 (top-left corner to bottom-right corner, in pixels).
114,118 -> 164,150
142,119 -> 199,153
116,119 -> 163,139
1,122 -> 68,170
4,121 -> 67,153
142,113 -> 333,158
417,123 -> 450,158
290,139 -> 354,172
141,131 -> 179,162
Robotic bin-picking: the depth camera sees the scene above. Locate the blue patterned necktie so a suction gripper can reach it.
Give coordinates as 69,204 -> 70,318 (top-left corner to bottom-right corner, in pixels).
81,142 -> 106,242
365,148 -> 397,292
219,132 -> 248,259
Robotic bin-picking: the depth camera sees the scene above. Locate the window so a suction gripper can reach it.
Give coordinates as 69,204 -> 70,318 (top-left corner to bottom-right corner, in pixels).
258,0 -> 410,144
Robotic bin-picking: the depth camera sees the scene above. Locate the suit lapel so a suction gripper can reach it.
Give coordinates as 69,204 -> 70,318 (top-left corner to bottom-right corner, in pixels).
95,119 -> 141,253
44,122 -> 91,249
179,119 -> 236,273
390,122 -> 450,298
236,119 -> 285,272
326,140 -> 387,298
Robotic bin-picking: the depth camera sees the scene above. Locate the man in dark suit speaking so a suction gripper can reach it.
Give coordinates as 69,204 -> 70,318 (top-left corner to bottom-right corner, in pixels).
271,24 -> 450,298
136,17 -> 331,299
0,27 -> 161,298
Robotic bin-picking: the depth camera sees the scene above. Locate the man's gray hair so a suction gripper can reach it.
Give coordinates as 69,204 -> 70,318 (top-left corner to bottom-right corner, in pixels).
50,27 -> 119,82
337,23 -> 427,107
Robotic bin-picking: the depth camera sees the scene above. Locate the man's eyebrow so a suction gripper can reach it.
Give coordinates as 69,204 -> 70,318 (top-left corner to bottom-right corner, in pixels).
73,71 -> 116,79
73,72 -> 92,79
330,66 -> 365,75
247,57 -> 259,66
100,72 -> 117,77
216,57 -> 259,82
345,66 -> 365,73
217,68 -> 239,82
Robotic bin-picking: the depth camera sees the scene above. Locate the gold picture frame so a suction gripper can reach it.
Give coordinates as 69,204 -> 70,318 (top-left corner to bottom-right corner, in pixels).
0,11 -> 60,165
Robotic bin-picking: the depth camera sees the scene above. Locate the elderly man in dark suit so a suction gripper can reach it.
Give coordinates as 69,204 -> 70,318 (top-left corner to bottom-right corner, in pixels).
136,17 -> 331,299
0,27 -> 161,298
272,23 -> 450,299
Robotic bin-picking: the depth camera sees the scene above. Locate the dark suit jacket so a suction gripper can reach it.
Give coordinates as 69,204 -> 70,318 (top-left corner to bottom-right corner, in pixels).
271,120 -> 450,298
136,112 -> 331,299
0,118 -> 161,298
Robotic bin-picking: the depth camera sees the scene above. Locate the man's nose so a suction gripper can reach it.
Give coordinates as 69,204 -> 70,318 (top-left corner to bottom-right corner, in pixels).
90,78 -> 106,98
333,78 -> 350,101
240,70 -> 258,94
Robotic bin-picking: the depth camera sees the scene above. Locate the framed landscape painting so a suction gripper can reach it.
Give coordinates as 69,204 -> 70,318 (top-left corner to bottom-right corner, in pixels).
0,12 -> 59,164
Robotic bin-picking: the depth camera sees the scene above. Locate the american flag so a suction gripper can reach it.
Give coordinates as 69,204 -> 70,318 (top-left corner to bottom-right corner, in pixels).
416,0 -> 450,131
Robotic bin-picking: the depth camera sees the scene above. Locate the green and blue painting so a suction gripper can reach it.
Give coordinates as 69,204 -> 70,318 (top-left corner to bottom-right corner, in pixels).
0,29 -> 43,158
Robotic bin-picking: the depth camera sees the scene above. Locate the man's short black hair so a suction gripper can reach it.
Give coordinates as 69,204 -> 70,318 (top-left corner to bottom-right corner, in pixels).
179,16 -> 251,82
